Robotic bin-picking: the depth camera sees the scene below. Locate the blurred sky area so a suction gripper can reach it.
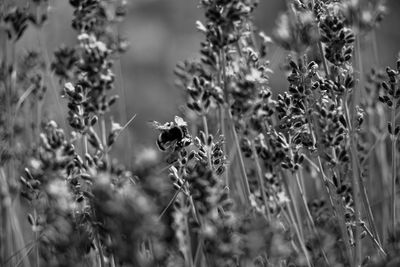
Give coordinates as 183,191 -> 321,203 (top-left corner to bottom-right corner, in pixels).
17,0 -> 400,164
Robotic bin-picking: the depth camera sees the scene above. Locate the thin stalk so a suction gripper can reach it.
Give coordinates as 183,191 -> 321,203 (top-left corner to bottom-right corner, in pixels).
305,155 -> 355,262
309,90 -> 355,263
84,136 -> 88,157
251,141 -> 271,221
36,100 -> 43,144
218,49 -> 229,189
7,36 -> 17,188
100,116 -> 109,167
310,116 -> 354,262
185,215 -> 194,267
0,29 -> 8,266
357,164 -> 384,252
311,119 -> 335,210
335,196 -> 355,263
317,42 -> 329,78
115,30 -> 133,166
193,236 -> 203,267
14,245 -> 35,267
34,210 -> 40,267
202,115 -> 213,169
345,90 -> 363,266
219,107 -> 229,188
89,118 -> 106,266
228,110 -> 251,204
35,231 -> 39,267
282,174 -> 312,267
360,223 -> 386,257
361,109 -> 400,164
287,207 -> 311,267
158,181 -> 186,220
348,34 -> 363,265
294,173 -> 315,230
376,106 -> 391,241
219,46 -> 251,202
390,104 -> 397,233
3,238 -> 38,265
305,102 -> 336,210
350,141 -> 362,266
89,196 -> 105,267
282,171 -> 304,240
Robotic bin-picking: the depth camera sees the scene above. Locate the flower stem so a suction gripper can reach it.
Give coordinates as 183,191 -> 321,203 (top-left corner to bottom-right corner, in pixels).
202,115 -> 213,169
228,111 -> 251,204
391,103 -> 397,233
251,141 -> 271,221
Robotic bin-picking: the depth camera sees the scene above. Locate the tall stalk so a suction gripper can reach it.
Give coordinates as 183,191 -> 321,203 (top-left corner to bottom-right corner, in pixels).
390,95 -> 397,233
251,141 -> 270,221
219,48 -> 252,203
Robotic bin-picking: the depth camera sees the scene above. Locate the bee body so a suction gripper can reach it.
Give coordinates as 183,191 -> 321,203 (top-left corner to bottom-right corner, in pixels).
152,116 -> 191,151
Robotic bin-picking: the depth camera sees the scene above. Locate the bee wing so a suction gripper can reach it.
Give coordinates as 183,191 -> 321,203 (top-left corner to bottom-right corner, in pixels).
148,121 -> 170,130
174,116 -> 187,127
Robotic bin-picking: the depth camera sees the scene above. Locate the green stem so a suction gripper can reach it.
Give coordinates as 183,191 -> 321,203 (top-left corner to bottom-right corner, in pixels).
185,215 -> 194,267
282,172 -> 312,267
309,112 -> 354,263
251,141 -> 271,221
345,87 -> 363,266
294,173 -> 314,230
218,49 -> 229,189
202,115 -> 213,169
219,107 -> 229,188
100,116 -> 109,167
391,104 -> 397,233
228,110 -> 251,204
350,139 -> 362,266
158,181 -> 186,220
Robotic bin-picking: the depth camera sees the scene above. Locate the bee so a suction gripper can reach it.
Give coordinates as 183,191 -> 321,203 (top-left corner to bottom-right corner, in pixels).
151,116 -> 191,151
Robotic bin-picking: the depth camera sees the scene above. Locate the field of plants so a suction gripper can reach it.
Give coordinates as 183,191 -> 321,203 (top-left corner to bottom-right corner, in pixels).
1,0 -> 400,266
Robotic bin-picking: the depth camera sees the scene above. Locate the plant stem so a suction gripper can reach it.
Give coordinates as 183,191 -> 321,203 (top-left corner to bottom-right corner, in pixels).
309,112 -> 354,263
219,107 -> 229,188
100,116 -> 109,167
158,181 -> 186,220
185,214 -> 194,267
357,165 -> 384,252
391,103 -> 397,233
218,49 -> 229,189
228,110 -> 251,204
294,175 -> 331,266
202,115 -> 213,169
251,141 -> 271,221
350,140 -> 362,266
282,172 -> 312,267
294,173 -> 314,229
345,88 -> 363,266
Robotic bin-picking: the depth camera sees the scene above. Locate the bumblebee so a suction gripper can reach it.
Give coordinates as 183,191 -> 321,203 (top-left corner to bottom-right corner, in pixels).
151,116 -> 191,151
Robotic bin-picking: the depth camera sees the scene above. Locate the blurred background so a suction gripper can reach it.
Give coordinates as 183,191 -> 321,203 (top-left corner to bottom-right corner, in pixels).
17,0 -> 400,166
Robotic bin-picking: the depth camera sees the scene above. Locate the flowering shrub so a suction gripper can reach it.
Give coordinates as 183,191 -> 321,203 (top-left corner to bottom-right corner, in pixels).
1,0 -> 400,266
